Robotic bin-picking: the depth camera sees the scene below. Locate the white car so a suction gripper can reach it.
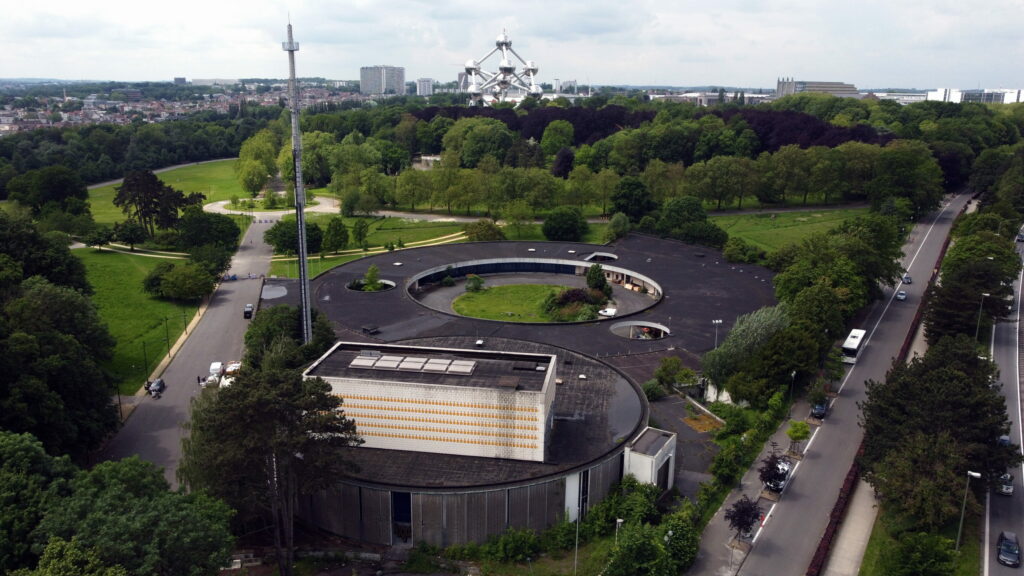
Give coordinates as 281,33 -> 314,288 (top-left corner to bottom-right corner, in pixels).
895,290 -> 907,301
209,361 -> 224,376
598,308 -> 617,317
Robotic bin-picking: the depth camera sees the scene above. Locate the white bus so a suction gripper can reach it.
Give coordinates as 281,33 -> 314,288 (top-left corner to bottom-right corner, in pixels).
841,329 -> 867,364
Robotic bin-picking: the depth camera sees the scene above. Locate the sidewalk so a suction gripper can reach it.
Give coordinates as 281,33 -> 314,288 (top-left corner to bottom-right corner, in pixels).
689,397 -> 815,576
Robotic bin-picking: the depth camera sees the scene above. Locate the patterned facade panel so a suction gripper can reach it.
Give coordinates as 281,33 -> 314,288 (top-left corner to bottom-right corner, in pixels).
412,493 -> 445,545
361,487 -> 392,545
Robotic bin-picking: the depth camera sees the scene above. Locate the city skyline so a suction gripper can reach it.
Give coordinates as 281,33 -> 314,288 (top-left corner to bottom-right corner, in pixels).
2,0 -> 1022,90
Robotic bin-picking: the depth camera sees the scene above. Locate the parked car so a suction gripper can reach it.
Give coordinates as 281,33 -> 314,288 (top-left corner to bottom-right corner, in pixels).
146,378 -> 166,398
895,290 -> 907,301
202,375 -> 220,388
243,303 -> 254,319
810,401 -> 828,420
902,274 -> 913,284
998,531 -> 1021,567
998,472 -> 1015,496
209,361 -> 224,377
763,458 -> 792,493
598,308 -> 617,317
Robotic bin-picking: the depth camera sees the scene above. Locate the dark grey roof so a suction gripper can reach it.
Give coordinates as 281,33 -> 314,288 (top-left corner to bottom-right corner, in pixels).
631,427 -> 674,456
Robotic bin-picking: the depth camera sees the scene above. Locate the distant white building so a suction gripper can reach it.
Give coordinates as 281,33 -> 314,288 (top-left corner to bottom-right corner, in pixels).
928,88 -> 1023,104
360,65 -> 406,95
416,78 -> 434,96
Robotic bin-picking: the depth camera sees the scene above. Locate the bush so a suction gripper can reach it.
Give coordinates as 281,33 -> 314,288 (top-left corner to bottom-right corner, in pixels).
642,379 -> 666,401
465,274 -> 485,292
441,275 -> 455,287
483,527 -> 540,563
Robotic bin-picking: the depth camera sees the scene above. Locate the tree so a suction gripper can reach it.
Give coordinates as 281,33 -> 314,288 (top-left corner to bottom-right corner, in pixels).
0,432 -> 76,573
35,457 -> 234,576
176,208 -> 240,250
0,213 -> 90,293
235,158 -> 270,196
879,532 -> 956,576
724,495 -> 761,540
657,196 -> 707,236
1,277 -> 117,460
82,225 -> 114,250
860,335 -> 1019,491
540,119 -> 575,157
20,537 -> 128,576
586,263 -> 612,296
113,170 -> 203,236
322,217 -> 349,253
464,219 -> 506,241
606,212 -> 630,241
786,421 -> 810,455
155,262 -> 215,301
263,220 -> 324,255
362,264 -> 382,291
503,198 -> 533,239
351,218 -> 370,248
112,219 -> 147,250
611,176 -> 655,222
603,522 -> 672,576
542,206 -> 588,242
179,365 -> 361,576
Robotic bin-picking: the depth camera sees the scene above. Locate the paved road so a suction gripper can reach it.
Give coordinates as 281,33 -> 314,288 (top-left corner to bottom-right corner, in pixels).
99,219 -> 277,487
986,248 -> 1024,576
688,193 -> 971,576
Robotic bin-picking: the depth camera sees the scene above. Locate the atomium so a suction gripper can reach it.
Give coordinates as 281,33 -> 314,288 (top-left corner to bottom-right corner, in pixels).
464,30 -> 542,106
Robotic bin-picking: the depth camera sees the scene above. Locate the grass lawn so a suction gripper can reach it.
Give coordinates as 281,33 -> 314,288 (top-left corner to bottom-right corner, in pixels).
76,249 -> 197,395
710,207 -> 870,253
478,537 -> 615,575
503,223 -> 609,244
89,159 -> 241,225
452,284 -> 565,322
858,502 -> 981,576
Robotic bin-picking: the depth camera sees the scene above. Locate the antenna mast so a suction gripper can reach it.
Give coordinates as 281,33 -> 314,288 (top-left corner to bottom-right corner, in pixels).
283,23 -> 313,344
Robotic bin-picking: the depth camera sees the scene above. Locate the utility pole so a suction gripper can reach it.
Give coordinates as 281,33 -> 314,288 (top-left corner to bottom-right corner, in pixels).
283,21 -> 313,344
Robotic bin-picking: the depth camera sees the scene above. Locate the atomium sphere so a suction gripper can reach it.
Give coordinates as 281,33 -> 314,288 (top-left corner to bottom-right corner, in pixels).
529,85 -> 543,97
524,61 -> 538,76
468,84 -> 482,96
499,59 -> 515,74
464,59 -> 480,74
495,32 -> 510,47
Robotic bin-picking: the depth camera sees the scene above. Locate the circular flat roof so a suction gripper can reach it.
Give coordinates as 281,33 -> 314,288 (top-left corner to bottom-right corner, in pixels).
303,235 -> 777,490
336,336 -> 643,489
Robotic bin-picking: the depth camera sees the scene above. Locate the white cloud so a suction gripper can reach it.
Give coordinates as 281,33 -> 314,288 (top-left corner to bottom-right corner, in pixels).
0,0 -> 1020,88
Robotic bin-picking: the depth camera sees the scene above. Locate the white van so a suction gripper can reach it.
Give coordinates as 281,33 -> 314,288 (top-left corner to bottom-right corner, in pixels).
209,361 -> 224,376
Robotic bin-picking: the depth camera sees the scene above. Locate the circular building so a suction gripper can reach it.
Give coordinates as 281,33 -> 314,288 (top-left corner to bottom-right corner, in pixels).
289,235 -> 776,546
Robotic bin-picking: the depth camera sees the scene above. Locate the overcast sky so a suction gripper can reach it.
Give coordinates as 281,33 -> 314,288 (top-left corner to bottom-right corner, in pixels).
2,0 -> 1021,90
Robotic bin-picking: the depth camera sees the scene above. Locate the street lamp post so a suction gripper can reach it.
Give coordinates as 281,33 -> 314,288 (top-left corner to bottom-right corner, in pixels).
975,293 -> 991,340
615,518 -> 624,546
712,319 -> 723,348
956,470 -> 982,551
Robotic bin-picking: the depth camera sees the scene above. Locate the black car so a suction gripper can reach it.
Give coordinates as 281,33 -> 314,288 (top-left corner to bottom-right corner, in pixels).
810,401 -> 828,420
243,303 -> 254,319
902,274 -> 913,284
998,531 -> 1020,567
